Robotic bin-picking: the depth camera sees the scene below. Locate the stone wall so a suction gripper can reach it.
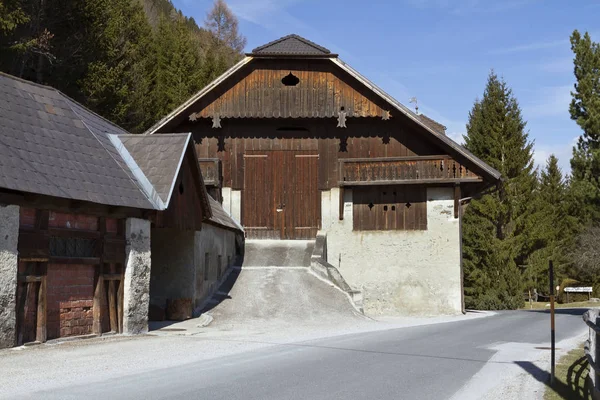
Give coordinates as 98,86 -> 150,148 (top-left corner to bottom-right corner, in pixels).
123,218 -> 151,334
321,187 -> 462,316
193,224 -> 240,314
0,204 -> 19,348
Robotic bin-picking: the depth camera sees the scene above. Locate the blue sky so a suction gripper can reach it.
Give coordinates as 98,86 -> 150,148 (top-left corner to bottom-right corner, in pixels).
173,0 -> 600,173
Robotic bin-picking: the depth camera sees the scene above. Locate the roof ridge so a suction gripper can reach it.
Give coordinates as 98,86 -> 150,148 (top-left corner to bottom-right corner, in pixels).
0,71 -> 60,92
251,33 -> 331,55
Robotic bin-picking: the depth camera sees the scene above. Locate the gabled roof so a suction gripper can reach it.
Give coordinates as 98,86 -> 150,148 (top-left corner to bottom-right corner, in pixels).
0,72 -> 155,209
249,34 -> 335,57
119,134 -> 190,205
118,133 -> 212,219
147,35 -> 501,182
418,114 -> 447,136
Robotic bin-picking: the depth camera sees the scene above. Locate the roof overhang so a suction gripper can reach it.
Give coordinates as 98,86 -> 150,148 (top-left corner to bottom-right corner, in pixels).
146,55 -> 501,183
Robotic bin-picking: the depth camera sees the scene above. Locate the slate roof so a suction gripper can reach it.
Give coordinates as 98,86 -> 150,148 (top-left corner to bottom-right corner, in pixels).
119,134 -> 189,205
206,195 -> 243,232
249,34 -> 334,57
0,72 -> 156,209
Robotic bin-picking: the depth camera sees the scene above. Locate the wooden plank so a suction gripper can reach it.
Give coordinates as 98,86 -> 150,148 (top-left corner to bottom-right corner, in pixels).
108,280 -> 117,333
454,184 -> 461,219
18,275 -> 43,283
35,276 -> 47,343
117,273 -> 124,333
92,275 -> 104,335
49,257 -> 101,265
102,274 -> 123,281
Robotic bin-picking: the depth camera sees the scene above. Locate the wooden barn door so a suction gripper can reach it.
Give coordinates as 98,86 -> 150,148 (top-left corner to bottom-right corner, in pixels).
243,150 -> 320,239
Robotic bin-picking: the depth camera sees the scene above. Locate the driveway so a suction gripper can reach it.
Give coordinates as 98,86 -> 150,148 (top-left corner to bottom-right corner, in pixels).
0,308 -> 588,400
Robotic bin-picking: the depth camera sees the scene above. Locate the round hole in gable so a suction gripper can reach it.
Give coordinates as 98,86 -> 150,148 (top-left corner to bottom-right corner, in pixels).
281,72 -> 300,86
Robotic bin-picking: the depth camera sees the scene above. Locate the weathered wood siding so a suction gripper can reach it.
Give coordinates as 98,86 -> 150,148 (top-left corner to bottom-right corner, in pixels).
155,149 -> 205,231
195,59 -> 389,119
352,186 -> 427,231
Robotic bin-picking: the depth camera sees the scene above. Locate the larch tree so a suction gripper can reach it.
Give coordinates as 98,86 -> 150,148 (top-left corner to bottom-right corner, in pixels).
205,0 -> 246,63
462,71 -> 537,310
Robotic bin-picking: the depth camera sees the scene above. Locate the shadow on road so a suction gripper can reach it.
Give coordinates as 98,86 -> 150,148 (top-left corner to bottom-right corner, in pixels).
522,308 -> 590,316
515,357 -> 592,399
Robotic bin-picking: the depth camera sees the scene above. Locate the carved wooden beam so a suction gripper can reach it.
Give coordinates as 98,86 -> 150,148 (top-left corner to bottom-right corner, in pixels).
212,113 -> 222,129
337,110 -> 347,128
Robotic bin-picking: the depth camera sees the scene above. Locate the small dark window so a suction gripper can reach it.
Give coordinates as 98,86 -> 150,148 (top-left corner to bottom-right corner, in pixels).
281,72 -> 299,86
50,237 -> 97,258
179,181 -> 184,194
383,205 -> 388,211
391,206 -> 396,211
204,253 -> 210,281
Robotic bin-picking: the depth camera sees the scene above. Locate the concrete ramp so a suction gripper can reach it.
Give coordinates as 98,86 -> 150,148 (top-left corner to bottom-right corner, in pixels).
203,240 -> 364,328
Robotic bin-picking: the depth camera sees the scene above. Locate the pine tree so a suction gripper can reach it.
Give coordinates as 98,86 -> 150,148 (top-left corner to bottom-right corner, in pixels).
150,13 -> 205,122
80,0 -> 155,132
569,30 -> 600,224
524,155 -> 578,294
462,71 -> 537,310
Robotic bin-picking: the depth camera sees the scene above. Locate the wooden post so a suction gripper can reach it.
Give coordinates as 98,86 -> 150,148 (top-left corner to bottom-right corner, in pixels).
549,260 -> 556,386
117,272 -> 124,333
108,280 -> 117,333
454,184 -> 460,219
92,275 -> 104,335
35,276 -> 47,343
339,187 -> 345,220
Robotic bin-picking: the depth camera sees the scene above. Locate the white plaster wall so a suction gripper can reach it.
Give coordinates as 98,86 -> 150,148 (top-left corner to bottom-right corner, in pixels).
0,204 -> 19,348
193,224 -> 240,314
322,187 -> 461,316
221,187 -> 232,215
230,189 -> 242,224
149,229 -> 196,308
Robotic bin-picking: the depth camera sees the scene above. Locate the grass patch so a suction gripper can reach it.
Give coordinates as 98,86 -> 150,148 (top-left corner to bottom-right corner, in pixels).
521,301 -> 599,310
544,343 -> 592,400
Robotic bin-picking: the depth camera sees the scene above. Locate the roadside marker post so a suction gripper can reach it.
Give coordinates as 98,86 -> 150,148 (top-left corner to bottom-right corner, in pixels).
549,260 -> 555,387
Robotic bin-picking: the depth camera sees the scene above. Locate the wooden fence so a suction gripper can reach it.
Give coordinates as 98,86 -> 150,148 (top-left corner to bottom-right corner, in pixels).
583,309 -> 600,398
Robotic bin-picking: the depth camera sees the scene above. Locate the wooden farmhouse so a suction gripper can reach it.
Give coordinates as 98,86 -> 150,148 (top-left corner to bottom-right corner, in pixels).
147,34 -> 501,316
0,73 -> 243,348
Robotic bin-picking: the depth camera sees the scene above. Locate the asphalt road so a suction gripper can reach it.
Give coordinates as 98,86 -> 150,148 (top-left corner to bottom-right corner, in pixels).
20,308 -> 588,400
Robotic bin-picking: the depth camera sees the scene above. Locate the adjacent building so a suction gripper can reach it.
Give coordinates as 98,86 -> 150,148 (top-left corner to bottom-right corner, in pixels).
0,73 -> 243,348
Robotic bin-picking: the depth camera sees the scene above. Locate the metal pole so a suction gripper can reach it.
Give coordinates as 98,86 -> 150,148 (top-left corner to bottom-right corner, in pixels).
549,260 -> 555,386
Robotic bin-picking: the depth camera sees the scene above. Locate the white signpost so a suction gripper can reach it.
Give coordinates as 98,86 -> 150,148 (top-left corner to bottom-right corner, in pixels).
564,287 -> 593,302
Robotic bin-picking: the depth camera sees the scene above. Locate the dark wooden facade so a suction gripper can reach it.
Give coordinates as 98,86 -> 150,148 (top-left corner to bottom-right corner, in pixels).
153,54 -> 497,239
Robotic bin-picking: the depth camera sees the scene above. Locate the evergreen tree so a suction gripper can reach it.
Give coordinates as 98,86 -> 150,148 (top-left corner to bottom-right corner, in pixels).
150,13 -> 204,123
80,0 -> 155,132
524,155 -> 577,294
569,30 -> 600,224
462,71 -> 537,310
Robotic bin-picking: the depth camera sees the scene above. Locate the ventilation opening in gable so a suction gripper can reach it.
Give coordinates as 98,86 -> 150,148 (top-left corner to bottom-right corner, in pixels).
281,72 -> 300,86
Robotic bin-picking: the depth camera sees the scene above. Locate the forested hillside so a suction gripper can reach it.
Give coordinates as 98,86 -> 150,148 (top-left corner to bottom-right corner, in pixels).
0,0 -> 245,132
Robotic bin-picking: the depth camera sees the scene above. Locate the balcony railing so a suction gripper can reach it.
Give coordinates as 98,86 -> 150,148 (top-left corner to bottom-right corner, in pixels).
338,156 -> 481,186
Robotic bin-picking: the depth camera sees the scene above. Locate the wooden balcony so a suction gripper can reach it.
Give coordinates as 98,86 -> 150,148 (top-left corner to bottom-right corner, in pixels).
198,158 -> 221,186
338,156 -> 482,186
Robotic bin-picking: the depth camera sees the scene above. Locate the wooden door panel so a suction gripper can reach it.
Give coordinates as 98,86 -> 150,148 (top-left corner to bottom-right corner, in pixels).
243,150 -> 320,240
